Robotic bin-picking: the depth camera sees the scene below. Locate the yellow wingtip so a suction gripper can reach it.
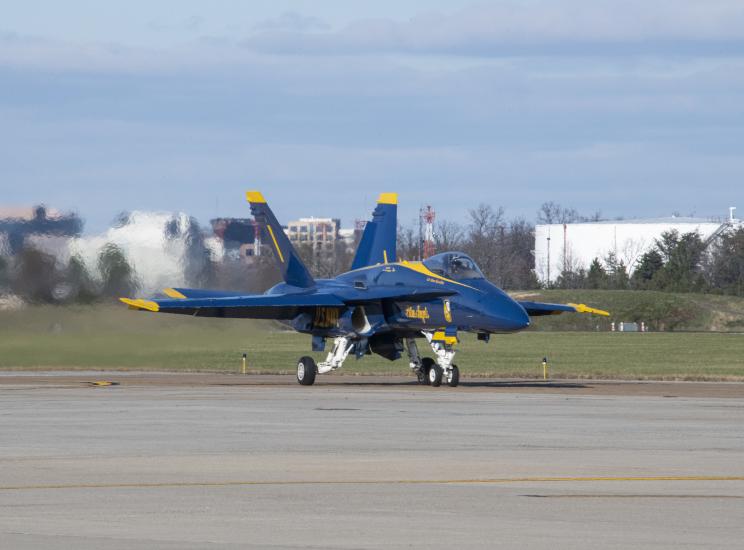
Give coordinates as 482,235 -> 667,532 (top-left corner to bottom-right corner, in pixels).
163,287 -> 187,299
568,303 -> 610,317
377,192 -> 398,205
119,297 -> 160,312
246,190 -> 266,204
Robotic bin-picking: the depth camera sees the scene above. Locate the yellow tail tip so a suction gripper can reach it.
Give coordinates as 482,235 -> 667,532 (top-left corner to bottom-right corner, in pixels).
246,190 -> 266,203
119,297 -> 160,312
377,192 -> 398,205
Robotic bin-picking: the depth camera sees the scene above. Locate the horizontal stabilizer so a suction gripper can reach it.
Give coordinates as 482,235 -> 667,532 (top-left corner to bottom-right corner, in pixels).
518,301 -> 610,317
163,287 -> 245,299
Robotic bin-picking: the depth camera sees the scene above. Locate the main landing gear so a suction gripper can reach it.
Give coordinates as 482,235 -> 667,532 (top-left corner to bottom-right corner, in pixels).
406,336 -> 459,388
297,334 -> 460,387
296,337 -> 354,386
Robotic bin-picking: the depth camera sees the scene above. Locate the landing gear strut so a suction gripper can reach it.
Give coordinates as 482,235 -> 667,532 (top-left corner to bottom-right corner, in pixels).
423,331 -> 459,388
296,337 -> 354,386
405,338 -> 428,385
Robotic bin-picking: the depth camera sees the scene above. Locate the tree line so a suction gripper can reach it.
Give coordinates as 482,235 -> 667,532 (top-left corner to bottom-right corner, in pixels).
555,228 -> 744,296
0,244 -> 140,304
2,201 -> 743,305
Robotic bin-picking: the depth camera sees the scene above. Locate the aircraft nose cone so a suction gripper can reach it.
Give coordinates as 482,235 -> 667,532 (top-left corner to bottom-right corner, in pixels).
505,300 -> 530,330
487,295 -> 530,332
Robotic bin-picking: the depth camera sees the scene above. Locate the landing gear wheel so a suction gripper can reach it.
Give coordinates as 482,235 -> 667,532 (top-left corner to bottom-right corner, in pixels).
447,365 -> 460,387
428,364 -> 443,387
420,357 -> 435,385
297,356 -> 317,386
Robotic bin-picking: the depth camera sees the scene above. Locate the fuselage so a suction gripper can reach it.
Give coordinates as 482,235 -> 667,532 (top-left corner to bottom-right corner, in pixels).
270,255 -> 530,340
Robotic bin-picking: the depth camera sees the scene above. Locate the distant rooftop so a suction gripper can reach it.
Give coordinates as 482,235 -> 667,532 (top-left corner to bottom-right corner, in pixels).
0,206 -> 63,220
539,216 -> 735,226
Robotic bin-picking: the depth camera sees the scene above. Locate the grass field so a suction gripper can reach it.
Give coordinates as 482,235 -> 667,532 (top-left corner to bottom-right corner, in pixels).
1,304 -> 743,380
519,289 -> 744,332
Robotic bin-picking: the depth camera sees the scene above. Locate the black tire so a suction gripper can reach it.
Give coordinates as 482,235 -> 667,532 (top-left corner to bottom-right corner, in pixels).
447,365 -> 460,387
297,356 -> 317,386
428,364 -> 443,387
420,357 -> 436,385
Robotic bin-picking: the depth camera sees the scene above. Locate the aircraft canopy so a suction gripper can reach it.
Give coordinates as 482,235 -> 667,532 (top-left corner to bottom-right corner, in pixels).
423,252 -> 484,281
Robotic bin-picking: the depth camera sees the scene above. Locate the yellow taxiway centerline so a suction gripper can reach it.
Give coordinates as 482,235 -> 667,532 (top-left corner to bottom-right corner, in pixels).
1,476 -> 743,491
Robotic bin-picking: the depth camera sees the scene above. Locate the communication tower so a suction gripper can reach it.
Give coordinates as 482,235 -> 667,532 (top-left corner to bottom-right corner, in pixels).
254,223 -> 261,256
421,205 -> 436,259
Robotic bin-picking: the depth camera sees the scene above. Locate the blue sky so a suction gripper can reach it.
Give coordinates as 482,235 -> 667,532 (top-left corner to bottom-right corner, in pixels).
1,1 -> 743,232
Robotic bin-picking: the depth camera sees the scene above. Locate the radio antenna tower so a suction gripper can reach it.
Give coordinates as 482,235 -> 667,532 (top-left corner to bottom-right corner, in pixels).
254,223 -> 262,256
421,205 -> 436,259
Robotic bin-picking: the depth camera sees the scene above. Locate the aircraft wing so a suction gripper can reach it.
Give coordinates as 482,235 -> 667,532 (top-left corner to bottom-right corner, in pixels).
518,301 -> 610,317
121,293 -> 346,319
121,286 -> 456,319
331,286 -> 455,304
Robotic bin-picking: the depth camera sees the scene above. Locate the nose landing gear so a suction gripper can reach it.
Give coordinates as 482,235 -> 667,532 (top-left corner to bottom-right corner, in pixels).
414,331 -> 461,388
446,364 -> 459,387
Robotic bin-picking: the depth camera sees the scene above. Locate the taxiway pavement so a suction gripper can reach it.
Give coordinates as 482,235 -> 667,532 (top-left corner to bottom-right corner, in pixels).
1,374 -> 743,548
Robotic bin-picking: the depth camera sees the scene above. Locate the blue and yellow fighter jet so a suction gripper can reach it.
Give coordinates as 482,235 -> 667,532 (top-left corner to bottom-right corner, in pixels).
121,192 -> 608,387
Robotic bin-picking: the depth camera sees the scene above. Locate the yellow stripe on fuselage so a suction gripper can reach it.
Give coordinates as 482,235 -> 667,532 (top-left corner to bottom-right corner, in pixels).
345,261 -> 481,292
163,288 -> 187,299
397,261 -> 481,291
266,225 -> 285,263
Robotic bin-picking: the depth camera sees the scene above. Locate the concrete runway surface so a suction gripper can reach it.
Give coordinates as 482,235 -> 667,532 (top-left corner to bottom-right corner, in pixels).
1,373 -> 743,549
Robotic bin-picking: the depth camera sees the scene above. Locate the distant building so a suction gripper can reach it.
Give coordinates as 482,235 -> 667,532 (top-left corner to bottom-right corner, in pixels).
0,206 -> 82,256
338,228 -> 357,253
534,210 -> 742,284
210,218 -> 264,262
285,217 -> 340,253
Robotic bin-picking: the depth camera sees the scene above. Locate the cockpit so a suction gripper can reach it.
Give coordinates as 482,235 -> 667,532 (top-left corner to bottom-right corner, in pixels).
423,252 -> 485,281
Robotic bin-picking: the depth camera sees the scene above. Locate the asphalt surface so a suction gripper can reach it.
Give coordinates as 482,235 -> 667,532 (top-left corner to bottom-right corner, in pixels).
1,373 -> 743,548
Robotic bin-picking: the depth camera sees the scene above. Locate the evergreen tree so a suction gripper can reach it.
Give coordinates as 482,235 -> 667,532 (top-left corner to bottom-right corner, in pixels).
0,256 -> 7,289
654,231 -> 705,292
632,249 -> 664,289
603,252 -> 629,290
586,258 -> 607,289
98,244 -> 138,298
708,228 -> 744,296
65,255 -> 98,303
11,246 -> 60,303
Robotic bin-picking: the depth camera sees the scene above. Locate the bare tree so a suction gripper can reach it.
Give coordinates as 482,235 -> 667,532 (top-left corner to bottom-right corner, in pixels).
463,204 -> 505,283
537,201 -> 601,224
396,223 -> 418,261
537,201 -> 580,224
434,220 -> 464,253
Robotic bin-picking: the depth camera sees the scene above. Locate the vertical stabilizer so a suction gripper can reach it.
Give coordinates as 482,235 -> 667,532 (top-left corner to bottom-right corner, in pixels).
246,191 -> 315,288
351,193 -> 398,270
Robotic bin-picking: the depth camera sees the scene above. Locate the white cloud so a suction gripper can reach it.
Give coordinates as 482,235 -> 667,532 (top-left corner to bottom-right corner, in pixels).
253,12 -> 330,33
2,3 -> 743,228
243,1 -> 744,56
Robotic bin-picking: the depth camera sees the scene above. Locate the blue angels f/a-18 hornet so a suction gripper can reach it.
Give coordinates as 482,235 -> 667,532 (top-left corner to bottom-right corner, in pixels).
121,191 -> 609,387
